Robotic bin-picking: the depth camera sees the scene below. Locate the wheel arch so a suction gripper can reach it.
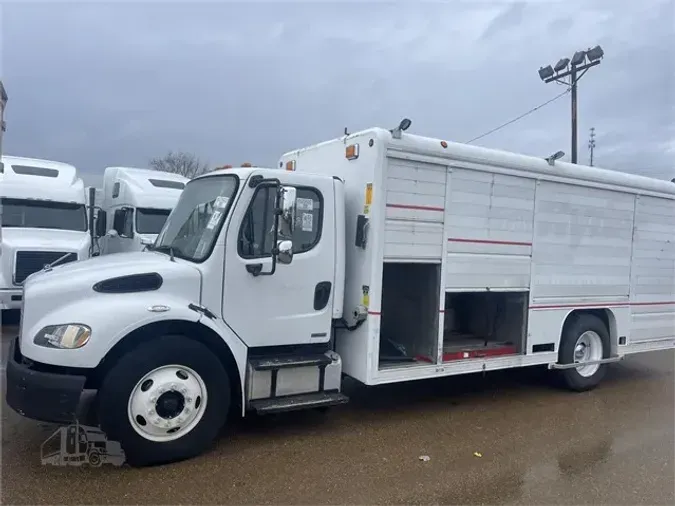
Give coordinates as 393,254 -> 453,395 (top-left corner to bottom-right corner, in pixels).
89,319 -> 243,416
560,308 -> 617,355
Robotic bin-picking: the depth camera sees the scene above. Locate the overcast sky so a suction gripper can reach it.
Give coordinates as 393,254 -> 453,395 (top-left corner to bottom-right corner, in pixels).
1,0 -> 674,187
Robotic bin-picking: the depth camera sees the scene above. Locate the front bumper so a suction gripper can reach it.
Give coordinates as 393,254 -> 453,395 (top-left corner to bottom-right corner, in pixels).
5,337 -> 87,424
0,288 -> 23,310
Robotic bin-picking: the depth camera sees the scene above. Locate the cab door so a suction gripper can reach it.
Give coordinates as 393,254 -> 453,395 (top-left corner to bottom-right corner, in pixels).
222,172 -> 336,348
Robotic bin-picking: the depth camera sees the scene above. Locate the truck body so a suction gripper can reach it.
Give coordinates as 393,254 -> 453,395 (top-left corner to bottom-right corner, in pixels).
5,126 -> 674,466
98,167 -> 188,254
0,155 -> 91,310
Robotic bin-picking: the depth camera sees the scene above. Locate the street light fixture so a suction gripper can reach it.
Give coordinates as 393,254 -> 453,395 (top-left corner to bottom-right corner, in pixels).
587,45 -> 604,62
554,58 -> 570,72
538,45 -> 604,164
538,65 -> 554,80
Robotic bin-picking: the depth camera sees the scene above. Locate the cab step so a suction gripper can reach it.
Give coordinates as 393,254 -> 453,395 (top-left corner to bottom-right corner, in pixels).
249,354 -> 332,371
249,391 -> 349,414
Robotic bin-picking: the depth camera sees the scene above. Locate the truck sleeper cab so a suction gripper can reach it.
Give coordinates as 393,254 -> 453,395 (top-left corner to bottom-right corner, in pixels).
0,155 -> 91,310
5,126 -> 675,467
98,167 -> 189,255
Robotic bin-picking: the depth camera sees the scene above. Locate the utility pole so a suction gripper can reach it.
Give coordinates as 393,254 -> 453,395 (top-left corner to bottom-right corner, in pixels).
571,65 -> 578,164
0,80 -> 7,159
588,127 -> 596,166
538,45 -> 604,164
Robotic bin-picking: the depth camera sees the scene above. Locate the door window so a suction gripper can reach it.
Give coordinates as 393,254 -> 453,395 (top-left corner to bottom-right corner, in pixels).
238,186 -> 323,259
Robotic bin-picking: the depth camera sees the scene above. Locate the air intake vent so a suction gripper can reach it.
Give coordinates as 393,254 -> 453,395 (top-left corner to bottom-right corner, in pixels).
11,165 -> 59,178
148,179 -> 185,190
93,273 -> 163,294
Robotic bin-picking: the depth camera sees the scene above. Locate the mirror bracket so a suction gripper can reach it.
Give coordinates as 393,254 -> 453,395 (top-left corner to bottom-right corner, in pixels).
244,178 -> 297,276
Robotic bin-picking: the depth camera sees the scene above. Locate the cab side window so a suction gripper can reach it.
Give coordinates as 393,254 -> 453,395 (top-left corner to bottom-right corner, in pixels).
113,208 -> 134,238
238,186 -> 322,259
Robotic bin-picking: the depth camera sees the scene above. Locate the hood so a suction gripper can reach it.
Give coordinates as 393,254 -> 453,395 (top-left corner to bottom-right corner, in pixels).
1,228 -> 91,288
21,251 -> 203,331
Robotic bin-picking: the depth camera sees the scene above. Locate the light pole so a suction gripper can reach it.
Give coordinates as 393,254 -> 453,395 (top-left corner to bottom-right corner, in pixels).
538,45 -> 604,164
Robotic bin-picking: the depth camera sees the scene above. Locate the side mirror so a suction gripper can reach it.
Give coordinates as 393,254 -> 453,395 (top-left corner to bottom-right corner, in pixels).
277,186 -> 296,239
277,240 -> 293,265
95,210 -> 107,238
107,229 -> 119,238
139,236 -> 154,246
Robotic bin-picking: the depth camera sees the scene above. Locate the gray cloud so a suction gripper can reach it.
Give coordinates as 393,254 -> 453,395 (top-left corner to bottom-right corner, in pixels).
2,0 -> 673,187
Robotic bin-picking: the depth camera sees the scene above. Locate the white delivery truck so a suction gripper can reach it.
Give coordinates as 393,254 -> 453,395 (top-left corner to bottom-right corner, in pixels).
98,167 -> 188,254
0,156 -> 93,310
5,124 -> 674,466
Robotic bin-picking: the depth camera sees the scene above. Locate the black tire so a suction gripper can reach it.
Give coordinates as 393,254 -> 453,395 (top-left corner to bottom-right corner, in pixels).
557,313 -> 610,392
87,449 -> 102,467
97,335 -> 230,467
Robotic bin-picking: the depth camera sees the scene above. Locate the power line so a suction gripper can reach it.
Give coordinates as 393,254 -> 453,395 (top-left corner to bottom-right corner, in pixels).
465,87 -> 571,144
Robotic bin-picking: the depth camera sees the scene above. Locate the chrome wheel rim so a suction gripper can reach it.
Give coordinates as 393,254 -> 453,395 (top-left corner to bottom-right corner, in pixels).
127,364 -> 208,442
573,331 -> 603,378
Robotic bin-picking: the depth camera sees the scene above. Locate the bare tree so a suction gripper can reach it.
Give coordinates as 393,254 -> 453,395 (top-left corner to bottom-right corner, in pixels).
149,151 -> 209,179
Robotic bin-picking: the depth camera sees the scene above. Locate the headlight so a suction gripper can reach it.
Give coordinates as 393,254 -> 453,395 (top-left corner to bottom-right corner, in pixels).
34,324 -> 91,349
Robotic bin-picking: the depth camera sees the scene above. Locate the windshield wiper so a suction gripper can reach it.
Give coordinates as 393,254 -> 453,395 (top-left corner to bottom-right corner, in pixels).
152,245 -> 176,262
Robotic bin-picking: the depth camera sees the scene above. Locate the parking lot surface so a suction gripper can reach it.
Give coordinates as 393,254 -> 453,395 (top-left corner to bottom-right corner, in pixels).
1,321 -> 673,505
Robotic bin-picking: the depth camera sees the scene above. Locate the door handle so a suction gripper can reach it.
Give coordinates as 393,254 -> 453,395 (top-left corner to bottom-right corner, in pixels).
314,281 -> 332,311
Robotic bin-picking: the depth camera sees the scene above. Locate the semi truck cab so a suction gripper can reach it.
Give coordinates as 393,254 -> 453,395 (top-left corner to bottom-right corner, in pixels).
98,167 -> 189,255
0,156 -> 91,310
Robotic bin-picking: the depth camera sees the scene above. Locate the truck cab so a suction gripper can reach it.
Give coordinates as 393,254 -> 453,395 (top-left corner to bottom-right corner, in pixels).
0,155 -> 91,310
6,166 -> 346,466
99,167 -> 189,255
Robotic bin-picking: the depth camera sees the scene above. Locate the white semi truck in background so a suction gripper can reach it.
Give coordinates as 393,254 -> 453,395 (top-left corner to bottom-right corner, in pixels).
0,156 -> 93,311
96,167 -> 188,255
6,123 -> 675,467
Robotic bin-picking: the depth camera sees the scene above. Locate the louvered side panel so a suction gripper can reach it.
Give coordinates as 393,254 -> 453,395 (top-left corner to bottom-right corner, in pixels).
384,159 -> 446,261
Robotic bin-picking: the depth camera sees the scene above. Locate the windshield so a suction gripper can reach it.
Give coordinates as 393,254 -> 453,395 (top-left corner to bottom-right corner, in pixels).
1,198 -> 87,232
154,175 -> 239,262
136,208 -> 171,235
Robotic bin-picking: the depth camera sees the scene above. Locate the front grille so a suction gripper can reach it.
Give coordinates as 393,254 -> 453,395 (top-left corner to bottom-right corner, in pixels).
13,251 -> 78,285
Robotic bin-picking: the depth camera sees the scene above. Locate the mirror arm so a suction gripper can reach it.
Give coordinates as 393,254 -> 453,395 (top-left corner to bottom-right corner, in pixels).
248,185 -> 283,277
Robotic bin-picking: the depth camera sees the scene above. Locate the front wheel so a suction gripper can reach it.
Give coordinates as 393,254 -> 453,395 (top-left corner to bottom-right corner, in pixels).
97,335 -> 230,466
557,314 -> 610,392
87,449 -> 102,467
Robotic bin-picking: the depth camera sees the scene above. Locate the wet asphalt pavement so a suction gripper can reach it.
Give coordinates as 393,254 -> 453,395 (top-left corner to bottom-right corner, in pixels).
1,318 -> 673,505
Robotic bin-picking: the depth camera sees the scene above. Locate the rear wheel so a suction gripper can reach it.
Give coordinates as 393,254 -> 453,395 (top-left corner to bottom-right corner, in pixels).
557,313 -> 610,392
98,335 -> 230,466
